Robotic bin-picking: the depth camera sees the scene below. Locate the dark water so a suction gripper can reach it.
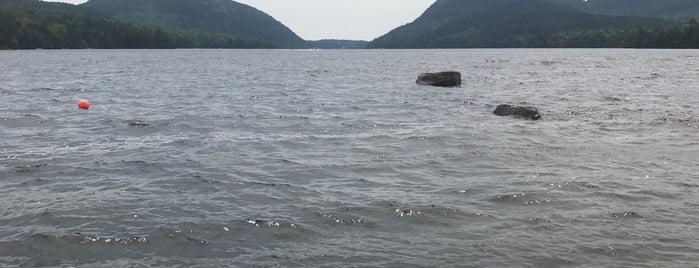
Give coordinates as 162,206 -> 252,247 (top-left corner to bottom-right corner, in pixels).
1,49 -> 698,267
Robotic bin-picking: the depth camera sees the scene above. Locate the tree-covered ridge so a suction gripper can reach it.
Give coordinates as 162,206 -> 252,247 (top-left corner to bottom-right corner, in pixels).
367,0 -> 515,49
544,0 -> 699,21
547,19 -> 699,48
82,0 -> 307,48
0,7 -> 269,49
368,0 -> 698,49
2,0 -> 697,50
0,0 -> 105,17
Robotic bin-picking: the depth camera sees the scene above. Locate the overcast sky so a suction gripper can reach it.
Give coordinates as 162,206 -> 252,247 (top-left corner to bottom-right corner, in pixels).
47,0 -> 436,40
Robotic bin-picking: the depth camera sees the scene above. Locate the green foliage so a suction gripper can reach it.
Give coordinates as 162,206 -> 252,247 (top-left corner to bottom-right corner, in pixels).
0,0 -> 106,18
546,20 -> 699,48
368,0 -> 699,49
0,7 -> 269,49
544,0 -> 699,21
82,0 -> 307,48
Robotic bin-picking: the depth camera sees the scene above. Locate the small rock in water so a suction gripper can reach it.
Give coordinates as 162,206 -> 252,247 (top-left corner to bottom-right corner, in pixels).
416,71 -> 461,87
493,104 -> 541,120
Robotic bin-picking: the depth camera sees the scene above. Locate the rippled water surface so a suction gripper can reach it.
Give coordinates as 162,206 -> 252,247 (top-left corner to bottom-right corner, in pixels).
1,49 -> 698,267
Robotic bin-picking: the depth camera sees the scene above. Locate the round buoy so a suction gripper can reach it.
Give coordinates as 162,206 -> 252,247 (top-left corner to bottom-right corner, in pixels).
78,99 -> 90,110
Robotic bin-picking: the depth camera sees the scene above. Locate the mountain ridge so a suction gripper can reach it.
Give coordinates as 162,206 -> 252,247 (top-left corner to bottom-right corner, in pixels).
0,0 -> 271,49
81,0 -> 307,48
545,0 -> 699,21
368,0 -> 696,48
2,0 -> 697,49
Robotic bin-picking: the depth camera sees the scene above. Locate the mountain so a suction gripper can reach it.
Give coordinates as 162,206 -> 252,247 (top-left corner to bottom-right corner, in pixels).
0,0 -> 103,17
367,0 -> 517,48
545,0 -> 699,21
0,0 -> 268,49
82,0 -> 307,48
367,0 -> 682,48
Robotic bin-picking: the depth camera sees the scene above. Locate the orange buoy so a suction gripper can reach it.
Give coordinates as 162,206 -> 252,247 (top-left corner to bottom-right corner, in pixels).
78,99 -> 90,110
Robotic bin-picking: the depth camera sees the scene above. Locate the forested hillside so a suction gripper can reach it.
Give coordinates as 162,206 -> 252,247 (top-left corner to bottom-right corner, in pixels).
0,7 -> 268,49
368,0 -> 699,48
544,0 -> 699,21
0,0 -> 103,17
2,0 -> 697,49
82,0 -> 307,48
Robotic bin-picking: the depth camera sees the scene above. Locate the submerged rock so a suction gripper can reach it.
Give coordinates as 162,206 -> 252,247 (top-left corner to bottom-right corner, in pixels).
493,104 -> 541,120
416,71 -> 461,87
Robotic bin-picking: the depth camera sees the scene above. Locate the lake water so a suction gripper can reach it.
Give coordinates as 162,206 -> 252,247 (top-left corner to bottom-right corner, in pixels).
0,49 -> 698,267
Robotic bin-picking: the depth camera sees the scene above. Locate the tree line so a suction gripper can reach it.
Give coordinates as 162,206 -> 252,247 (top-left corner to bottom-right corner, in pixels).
371,18 -> 699,49
1,5 -> 698,49
547,19 -> 699,48
368,0 -> 699,49
0,8 -> 270,49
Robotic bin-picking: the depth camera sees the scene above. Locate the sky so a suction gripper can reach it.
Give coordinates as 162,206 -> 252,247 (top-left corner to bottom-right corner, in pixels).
46,0 -> 436,41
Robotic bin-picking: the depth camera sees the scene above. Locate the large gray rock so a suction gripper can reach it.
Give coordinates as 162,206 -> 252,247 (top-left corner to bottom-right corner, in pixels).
416,71 -> 461,87
493,104 -> 541,120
